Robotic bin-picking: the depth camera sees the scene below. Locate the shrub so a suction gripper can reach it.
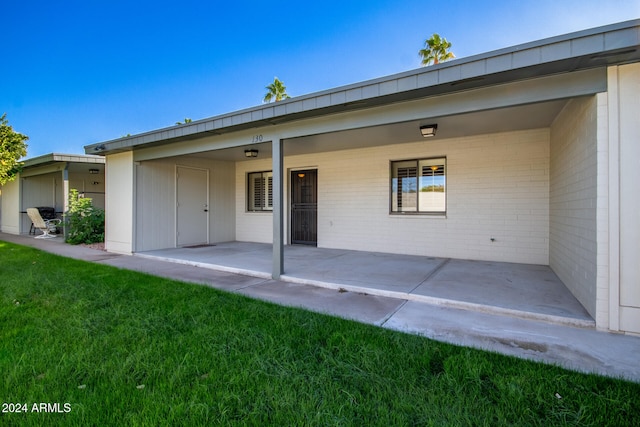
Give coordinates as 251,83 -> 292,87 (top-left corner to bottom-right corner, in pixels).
65,189 -> 105,244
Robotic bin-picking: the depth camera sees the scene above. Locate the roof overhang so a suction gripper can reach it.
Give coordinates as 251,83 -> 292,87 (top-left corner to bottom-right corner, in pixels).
85,19 -> 640,156
14,154 -> 105,179
22,153 -> 105,168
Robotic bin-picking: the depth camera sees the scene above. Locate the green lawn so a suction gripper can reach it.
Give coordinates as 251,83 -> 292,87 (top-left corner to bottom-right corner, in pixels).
1,241 -> 638,426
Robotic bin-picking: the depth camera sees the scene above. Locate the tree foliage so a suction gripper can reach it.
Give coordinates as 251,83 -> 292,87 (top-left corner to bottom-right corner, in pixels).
263,77 -> 291,103
419,34 -> 455,66
0,113 -> 28,185
65,189 -> 105,244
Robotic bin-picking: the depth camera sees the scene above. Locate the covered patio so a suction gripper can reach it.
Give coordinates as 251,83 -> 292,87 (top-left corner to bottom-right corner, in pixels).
0,153 -> 105,235
137,242 -> 594,328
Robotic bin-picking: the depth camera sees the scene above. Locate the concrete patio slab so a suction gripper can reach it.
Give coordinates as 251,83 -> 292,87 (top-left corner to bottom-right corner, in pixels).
413,259 -> 593,322
138,242 -> 274,277
138,242 -> 593,327
283,246 -> 444,293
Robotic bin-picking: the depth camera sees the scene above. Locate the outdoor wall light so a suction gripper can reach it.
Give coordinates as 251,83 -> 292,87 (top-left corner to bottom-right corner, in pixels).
244,149 -> 259,158
420,124 -> 438,138
89,169 -> 100,174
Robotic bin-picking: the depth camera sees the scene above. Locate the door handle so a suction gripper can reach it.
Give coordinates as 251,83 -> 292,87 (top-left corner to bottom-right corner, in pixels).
204,209 -> 209,212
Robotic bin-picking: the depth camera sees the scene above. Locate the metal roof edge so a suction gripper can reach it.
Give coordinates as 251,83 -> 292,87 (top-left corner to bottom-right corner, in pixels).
85,19 -> 640,155
22,153 -> 106,168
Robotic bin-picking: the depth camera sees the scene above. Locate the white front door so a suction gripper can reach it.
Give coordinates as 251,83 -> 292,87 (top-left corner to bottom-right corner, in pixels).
176,166 -> 209,247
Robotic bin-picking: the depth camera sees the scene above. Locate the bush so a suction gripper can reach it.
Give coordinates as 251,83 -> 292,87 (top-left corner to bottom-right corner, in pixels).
65,189 -> 105,244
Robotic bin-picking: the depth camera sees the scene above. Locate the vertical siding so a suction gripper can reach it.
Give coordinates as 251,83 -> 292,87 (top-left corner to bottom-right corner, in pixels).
135,160 -> 175,251
549,97 -> 598,318
236,128 -> 550,264
135,156 -> 235,252
69,171 -> 106,210
21,173 -> 57,209
0,177 -> 21,234
210,160 -> 236,243
21,173 -> 62,233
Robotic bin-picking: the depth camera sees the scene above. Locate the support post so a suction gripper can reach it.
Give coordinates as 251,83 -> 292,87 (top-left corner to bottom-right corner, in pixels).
272,137 -> 284,279
607,66 -> 620,332
62,164 -> 69,238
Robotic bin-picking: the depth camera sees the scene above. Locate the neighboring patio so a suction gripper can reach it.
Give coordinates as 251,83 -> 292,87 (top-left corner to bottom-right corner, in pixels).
136,242 -> 594,328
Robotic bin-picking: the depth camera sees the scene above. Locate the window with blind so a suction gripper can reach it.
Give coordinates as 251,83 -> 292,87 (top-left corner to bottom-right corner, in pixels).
391,158 -> 446,213
247,171 -> 273,211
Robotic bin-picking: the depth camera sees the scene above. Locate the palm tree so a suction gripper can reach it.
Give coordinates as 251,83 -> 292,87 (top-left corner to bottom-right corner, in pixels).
419,34 -> 455,66
263,77 -> 291,103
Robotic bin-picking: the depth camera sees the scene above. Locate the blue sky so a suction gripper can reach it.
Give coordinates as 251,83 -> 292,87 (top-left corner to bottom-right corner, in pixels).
2,0 -> 638,158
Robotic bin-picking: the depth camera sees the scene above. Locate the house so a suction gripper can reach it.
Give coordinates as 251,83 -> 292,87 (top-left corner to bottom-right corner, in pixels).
84,20 -> 640,335
0,153 -> 105,235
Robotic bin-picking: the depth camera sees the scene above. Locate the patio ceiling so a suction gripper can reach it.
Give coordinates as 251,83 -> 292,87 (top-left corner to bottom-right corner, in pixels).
185,99 -> 569,161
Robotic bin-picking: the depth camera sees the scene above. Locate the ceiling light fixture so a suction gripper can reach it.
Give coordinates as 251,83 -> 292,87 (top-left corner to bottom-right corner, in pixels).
420,124 -> 438,138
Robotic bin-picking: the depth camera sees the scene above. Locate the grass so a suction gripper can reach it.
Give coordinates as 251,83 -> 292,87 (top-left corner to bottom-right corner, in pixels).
0,241 -> 638,426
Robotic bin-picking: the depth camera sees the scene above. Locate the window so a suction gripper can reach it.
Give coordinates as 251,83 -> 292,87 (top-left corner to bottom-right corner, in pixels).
247,171 -> 273,211
391,158 -> 446,213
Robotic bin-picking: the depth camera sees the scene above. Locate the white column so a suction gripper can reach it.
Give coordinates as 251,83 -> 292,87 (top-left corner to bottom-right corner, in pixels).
607,66 -> 620,332
105,151 -> 135,254
62,164 -> 69,237
616,63 -> 640,334
0,175 -> 21,234
272,137 -> 284,279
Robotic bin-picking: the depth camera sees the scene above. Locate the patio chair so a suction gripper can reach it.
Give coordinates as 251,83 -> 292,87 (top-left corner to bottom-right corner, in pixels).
29,206 -> 56,234
26,208 -> 62,239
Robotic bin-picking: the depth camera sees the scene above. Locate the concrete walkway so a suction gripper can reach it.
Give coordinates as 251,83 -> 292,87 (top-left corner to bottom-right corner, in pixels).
2,233 -> 639,382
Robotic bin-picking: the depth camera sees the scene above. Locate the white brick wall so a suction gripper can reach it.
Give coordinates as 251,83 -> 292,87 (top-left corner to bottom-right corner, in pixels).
236,158 -> 276,243
236,128 -> 550,265
549,97 -> 598,318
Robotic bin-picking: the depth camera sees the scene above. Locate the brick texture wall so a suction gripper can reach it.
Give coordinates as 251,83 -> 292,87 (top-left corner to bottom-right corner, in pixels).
549,97 -> 598,318
237,128 -> 550,265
